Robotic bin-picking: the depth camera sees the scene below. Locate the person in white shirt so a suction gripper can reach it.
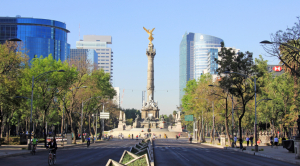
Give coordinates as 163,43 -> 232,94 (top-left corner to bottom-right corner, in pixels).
234,136 -> 237,147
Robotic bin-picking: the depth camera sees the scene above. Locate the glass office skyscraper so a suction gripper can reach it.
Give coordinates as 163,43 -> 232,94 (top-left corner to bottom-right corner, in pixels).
179,32 -> 223,103
70,49 -> 98,72
0,16 -> 70,62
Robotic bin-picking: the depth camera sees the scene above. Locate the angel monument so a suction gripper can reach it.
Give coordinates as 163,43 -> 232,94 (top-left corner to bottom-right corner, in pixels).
141,27 -> 160,123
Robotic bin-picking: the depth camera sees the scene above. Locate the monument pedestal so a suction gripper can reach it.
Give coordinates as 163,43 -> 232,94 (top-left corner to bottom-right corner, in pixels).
294,137 -> 300,159
67,133 -> 72,144
220,134 -> 226,146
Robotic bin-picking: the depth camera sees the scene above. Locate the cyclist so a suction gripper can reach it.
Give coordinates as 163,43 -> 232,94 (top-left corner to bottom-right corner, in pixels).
47,138 -> 57,157
86,136 -> 91,147
31,135 -> 38,152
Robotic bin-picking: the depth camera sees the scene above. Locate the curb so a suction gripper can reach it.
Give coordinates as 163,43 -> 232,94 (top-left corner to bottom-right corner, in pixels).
0,142 -> 90,159
202,143 -> 300,165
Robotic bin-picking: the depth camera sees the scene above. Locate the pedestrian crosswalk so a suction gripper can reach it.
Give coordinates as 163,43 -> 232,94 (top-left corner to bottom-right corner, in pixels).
154,146 -> 223,152
60,146 -> 132,150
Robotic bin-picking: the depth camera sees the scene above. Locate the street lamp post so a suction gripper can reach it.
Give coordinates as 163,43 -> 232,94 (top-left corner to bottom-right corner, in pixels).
260,40 -> 300,52
25,70 -> 65,149
224,71 -> 271,151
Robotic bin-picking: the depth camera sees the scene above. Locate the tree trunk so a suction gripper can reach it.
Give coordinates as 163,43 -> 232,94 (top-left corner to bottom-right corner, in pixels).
225,96 -> 231,145
0,105 -> 2,146
210,126 -> 213,143
61,115 -> 63,136
43,112 -> 47,147
197,119 -> 200,142
6,115 -> 9,144
89,115 -> 92,137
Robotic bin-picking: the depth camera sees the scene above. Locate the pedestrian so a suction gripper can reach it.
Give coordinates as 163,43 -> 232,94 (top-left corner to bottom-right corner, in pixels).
234,136 -> 237,147
128,134 -> 130,139
246,136 -> 249,147
159,134 -> 161,138
270,136 -> 273,147
132,134 -> 133,140
274,136 -> 279,149
188,133 -> 190,138
249,135 -> 253,147
136,135 -> 138,140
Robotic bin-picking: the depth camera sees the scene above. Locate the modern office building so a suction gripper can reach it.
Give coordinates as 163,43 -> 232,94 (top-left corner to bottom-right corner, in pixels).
76,35 -> 113,82
113,87 -> 120,108
0,16 -> 70,62
205,47 -> 240,80
69,49 -> 98,71
179,32 -> 223,104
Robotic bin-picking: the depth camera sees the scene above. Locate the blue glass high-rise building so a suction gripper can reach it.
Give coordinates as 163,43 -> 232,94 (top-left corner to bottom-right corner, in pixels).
179,32 -> 223,104
0,16 -> 70,62
70,49 -> 98,71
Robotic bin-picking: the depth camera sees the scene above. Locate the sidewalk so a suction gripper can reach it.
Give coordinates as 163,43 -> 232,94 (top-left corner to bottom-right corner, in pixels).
0,140 -> 103,159
201,143 -> 300,165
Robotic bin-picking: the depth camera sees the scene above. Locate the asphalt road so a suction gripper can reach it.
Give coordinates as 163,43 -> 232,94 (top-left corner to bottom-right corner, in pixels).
154,138 -> 296,166
0,139 -> 140,166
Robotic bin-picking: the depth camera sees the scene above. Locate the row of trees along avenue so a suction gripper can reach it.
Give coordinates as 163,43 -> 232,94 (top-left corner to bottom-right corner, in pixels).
0,40 -> 117,146
181,18 -> 300,148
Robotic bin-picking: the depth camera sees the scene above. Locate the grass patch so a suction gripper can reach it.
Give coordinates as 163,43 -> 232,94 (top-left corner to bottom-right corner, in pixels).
121,153 -> 134,164
127,156 -> 147,166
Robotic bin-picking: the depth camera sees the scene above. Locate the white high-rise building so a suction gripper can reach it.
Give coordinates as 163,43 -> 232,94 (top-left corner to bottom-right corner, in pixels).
113,87 -> 120,108
76,35 -> 113,82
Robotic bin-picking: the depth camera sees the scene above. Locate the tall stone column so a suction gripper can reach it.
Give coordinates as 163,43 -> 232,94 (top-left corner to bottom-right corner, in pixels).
146,43 -> 156,102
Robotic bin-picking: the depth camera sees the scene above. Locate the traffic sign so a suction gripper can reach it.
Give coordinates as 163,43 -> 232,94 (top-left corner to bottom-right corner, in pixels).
100,112 -> 110,119
185,115 -> 194,121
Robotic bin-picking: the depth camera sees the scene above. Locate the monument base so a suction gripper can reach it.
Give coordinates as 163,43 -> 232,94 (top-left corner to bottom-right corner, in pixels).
294,136 -> 300,159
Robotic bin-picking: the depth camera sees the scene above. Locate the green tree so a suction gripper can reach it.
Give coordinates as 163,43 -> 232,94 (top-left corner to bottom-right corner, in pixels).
0,41 -> 28,145
21,54 -> 77,146
216,42 -> 260,148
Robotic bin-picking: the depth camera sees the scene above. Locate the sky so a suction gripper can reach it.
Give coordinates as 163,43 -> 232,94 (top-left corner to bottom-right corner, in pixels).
1,0 -> 299,115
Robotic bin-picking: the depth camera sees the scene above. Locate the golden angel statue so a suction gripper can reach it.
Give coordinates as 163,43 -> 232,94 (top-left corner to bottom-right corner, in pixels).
143,27 -> 155,44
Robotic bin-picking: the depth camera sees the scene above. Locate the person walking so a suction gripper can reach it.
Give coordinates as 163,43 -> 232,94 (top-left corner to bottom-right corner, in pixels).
249,135 -> 253,147
128,134 -> 130,139
270,136 -> 274,148
136,135 -> 138,140
159,134 -> 161,138
274,136 -> 279,149
132,134 -> 133,140
234,136 -> 237,147
246,136 -> 249,147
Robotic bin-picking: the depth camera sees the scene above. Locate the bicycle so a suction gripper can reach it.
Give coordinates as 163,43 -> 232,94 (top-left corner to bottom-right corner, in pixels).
87,141 -> 90,148
30,144 -> 36,155
47,148 -> 56,166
